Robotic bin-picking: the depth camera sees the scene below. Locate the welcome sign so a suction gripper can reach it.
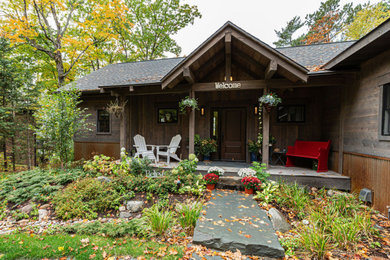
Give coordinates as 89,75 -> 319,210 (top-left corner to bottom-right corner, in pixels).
215,82 -> 242,89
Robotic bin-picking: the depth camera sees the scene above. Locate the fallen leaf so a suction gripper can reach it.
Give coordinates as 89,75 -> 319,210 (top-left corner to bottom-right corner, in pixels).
244,235 -> 252,238
58,246 -> 64,251
169,248 -> 178,255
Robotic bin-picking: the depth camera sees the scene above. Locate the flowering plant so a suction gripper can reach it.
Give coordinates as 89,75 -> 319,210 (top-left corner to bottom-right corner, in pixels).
248,139 -> 261,153
200,138 -> 217,156
203,173 -> 219,184
259,92 -> 282,106
237,168 -> 256,177
207,166 -> 224,176
179,96 -> 199,114
241,176 -> 261,190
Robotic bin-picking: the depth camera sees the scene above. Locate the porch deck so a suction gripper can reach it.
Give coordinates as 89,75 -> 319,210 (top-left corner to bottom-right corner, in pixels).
153,161 -> 351,191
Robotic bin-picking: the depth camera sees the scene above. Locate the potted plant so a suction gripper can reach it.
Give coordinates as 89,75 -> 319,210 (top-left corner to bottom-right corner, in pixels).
179,96 -> 199,115
241,176 -> 261,194
248,140 -> 260,162
207,166 -> 224,177
200,138 -> 217,161
259,92 -> 281,112
203,173 -> 219,190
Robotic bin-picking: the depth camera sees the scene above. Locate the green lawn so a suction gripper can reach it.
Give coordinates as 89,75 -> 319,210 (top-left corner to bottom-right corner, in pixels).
0,233 -> 183,259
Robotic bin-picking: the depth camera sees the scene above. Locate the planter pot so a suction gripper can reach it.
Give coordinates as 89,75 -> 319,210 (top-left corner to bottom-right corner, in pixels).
250,152 -> 258,162
203,155 -> 211,161
245,187 -> 254,194
185,107 -> 193,115
263,103 -> 273,113
206,184 -> 216,190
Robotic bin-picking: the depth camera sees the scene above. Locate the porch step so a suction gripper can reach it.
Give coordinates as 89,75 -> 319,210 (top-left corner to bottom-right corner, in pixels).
193,190 -> 284,258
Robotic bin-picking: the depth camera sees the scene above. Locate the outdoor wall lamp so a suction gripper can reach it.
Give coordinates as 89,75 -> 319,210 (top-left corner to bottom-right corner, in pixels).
254,105 -> 259,115
200,107 -> 205,116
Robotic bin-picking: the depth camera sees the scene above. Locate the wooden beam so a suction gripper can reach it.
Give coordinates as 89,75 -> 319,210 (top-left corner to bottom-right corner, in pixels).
189,89 -> 195,155
161,33 -> 225,89
265,60 -> 277,80
110,90 -> 120,97
193,80 -> 267,92
183,67 -> 195,84
119,97 -> 128,151
231,50 -> 265,78
195,50 -> 225,80
262,88 -> 270,166
225,32 -> 232,81
231,30 -> 308,82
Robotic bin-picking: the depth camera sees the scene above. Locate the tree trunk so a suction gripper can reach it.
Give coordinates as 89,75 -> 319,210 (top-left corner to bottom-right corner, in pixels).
2,140 -> 7,172
11,136 -> 15,172
54,52 -> 66,86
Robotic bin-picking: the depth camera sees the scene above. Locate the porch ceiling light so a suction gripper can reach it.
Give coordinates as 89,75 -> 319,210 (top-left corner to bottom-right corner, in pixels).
200,107 -> 205,116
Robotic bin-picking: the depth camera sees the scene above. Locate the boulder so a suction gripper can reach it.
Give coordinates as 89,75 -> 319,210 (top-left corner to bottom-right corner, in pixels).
21,204 -> 33,214
38,209 -> 49,221
97,176 -> 112,183
126,201 -> 144,213
268,208 -> 291,233
119,211 -> 131,219
18,219 -> 29,226
119,206 -> 126,212
39,204 -> 50,210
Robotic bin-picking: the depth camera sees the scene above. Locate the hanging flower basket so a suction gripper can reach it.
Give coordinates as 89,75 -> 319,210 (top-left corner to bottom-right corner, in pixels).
179,96 -> 199,115
106,99 -> 128,118
259,92 -> 282,112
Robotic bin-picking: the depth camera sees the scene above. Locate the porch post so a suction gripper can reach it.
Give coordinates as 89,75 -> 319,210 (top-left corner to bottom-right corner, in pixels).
189,89 -> 195,155
120,96 -> 128,151
262,88 -> 270,166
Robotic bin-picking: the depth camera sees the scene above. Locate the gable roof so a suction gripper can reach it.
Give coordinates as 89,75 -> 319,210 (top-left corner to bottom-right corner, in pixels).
67,57 -> 184,91
277,41 -> 355,71
161,21 -> 309,88
324,18 -> 390,70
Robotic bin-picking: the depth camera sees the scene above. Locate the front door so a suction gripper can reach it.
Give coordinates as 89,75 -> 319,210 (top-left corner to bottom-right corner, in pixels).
219,108 -> 246,161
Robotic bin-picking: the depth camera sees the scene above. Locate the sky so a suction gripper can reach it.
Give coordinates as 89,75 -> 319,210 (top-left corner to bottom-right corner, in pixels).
172,0 -> 382,56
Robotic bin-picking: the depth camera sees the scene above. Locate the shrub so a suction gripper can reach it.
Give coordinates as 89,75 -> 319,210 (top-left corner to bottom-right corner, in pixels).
129,157 -> 152,176
58,219 -> 148,237
277,183 -> 312,219
143,203 -> 174,236
83,155 -> 115,176
254,181 -> 279,205
176,201 -> 203,231
0,168 -> 86,205
250,161 -> 270,183
52,178 -> 121,220
298,224 -> 331,259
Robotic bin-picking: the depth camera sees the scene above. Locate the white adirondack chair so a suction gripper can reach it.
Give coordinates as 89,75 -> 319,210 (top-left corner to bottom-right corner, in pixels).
133,134 -> 156,163
156,134 -> 181,164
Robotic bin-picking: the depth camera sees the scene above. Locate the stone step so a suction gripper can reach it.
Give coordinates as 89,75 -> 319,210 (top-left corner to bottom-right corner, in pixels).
193,190 -> 284,258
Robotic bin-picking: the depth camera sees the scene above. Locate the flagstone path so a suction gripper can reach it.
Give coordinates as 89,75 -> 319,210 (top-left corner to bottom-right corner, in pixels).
193,190 -> 284,258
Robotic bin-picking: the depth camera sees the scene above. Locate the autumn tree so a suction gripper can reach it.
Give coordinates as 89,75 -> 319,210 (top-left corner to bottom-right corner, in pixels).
344,2 -> 390,40
274,0 -> 363,47
0,0 -> 130,87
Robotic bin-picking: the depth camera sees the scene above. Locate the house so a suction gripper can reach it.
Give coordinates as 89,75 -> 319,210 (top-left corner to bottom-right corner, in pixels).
71,20 -> 390,215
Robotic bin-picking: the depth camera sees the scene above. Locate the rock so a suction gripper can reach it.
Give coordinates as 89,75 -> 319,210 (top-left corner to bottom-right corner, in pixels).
268,208 -> 291,233
326,190 -> 334,197
126,201 -> 144,213
38,209 -> 49,221
302,220 -> 309,225
311,187 -> 318,193
119,206 -> 126,212
119,212 -> 131,219
39,204 -> 50,210
18,219 -> 29,226
21,204 -> 33,214
97,176 -> 112,183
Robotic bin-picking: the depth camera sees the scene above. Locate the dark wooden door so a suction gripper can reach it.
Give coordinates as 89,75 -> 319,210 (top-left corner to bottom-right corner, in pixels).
220,108 -> 246,161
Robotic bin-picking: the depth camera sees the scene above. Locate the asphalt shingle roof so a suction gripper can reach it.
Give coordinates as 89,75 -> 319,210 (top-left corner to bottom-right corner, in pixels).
69,57 -> 185,91
276,41 -> 356,70
71,41 -> 356,91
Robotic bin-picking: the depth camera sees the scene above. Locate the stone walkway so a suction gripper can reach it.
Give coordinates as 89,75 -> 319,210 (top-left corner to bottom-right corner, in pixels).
193,190 -> 284,258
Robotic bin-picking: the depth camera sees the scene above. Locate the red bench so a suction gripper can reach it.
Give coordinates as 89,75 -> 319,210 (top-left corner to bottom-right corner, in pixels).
286,140 -> 331,172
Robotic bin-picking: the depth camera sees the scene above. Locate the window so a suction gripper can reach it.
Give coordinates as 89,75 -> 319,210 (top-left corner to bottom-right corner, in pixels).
277,105 -> 305,123
97,110 -> 110,133
382,84 -> 390,136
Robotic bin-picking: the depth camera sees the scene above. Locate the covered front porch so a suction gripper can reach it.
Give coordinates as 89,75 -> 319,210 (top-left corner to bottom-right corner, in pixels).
153,161 -> 351,191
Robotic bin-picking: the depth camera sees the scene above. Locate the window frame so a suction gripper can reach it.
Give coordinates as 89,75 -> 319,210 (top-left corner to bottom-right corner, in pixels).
96,109 -> 111,134
379,83 -> 390,141
276,104 -> 306,123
